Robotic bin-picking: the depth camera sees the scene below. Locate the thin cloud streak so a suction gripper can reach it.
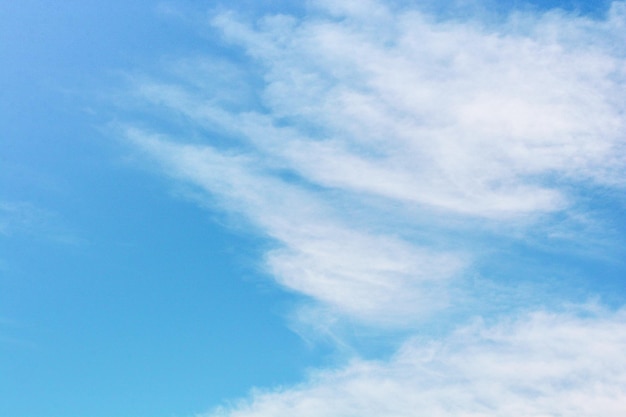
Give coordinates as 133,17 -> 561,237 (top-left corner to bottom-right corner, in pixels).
127,128 -> 464,325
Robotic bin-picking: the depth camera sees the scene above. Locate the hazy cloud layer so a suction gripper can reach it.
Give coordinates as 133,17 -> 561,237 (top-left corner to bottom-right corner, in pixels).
0,201 -> 82,245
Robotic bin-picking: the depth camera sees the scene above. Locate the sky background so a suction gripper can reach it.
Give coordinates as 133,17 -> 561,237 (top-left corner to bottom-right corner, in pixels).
1,1 -> 625,417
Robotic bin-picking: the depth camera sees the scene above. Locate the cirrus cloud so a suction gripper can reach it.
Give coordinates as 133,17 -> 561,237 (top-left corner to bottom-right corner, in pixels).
120,1 -> 626,415
124,0 -> 626,324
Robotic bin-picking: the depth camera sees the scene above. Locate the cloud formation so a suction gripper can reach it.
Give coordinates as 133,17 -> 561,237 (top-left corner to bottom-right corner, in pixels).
206,307 -> 626,417
138,0 -> 626,216
121,1 -> 626,415
128,128 -> 463,325
126,0 -> 626,323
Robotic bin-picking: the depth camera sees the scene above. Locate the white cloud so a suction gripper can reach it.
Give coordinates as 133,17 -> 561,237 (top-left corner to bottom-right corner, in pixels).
125,0 -> 626,323
127,128 -> 464,326
205,0 -> 626,218
205,307 -> 626,417
123,0 -> 626,326
121,1 -> 626,415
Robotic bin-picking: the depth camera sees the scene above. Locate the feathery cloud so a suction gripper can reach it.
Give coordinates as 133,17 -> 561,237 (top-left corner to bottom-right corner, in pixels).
124,0 -> 626,325
120,2 -> 626,415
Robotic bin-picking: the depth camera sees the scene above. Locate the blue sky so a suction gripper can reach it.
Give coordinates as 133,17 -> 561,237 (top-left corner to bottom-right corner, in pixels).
1,1 -> 625,417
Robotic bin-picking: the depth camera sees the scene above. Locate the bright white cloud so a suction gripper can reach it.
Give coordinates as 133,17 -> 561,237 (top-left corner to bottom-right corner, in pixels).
205,307 -> 626,417
122,2 -> 626,415
137,0 -> 626,217
125,0 -> 626,323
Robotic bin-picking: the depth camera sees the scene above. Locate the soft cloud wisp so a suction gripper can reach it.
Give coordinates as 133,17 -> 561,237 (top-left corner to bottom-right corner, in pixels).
128,129 -> 463,325
121,1 -> 626,415
138,0 -> 626,216
127,0 -> 626,323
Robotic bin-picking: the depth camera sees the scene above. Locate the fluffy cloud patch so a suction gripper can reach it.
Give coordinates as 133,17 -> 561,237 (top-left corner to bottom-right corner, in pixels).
206,307 -> 626,417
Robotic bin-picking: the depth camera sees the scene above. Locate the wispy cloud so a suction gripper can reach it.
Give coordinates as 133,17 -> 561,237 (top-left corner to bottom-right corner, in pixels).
124,0 -> 625,323
0,201 -> 84,245
137,0 -> 626,217
127,128 -> 464,326
120,0 -> 626,414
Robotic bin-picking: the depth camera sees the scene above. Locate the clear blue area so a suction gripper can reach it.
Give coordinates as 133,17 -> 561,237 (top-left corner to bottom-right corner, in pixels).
0,1 -> 620,417
1,2 -> 318,417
